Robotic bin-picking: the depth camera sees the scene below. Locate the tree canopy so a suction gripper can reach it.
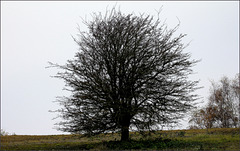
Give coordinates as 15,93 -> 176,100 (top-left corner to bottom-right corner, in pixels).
50,8 -> 200,141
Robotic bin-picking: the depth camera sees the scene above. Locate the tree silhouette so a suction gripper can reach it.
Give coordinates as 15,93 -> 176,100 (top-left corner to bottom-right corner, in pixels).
50,8 -> 199,141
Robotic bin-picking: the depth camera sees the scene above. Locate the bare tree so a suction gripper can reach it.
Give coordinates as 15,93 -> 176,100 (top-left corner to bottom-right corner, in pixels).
189,106 -> 218,129
189,74 -> 239,129
50,8 -> 200,141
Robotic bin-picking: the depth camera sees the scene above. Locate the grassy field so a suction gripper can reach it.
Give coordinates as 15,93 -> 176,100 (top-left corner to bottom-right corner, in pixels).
1,128 -> 239,150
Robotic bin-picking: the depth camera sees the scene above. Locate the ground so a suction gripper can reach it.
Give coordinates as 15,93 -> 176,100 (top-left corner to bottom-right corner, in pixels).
1,128 -> 239,150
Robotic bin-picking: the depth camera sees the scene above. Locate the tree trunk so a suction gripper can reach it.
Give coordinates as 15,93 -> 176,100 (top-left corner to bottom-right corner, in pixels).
121,125 -> 130,141
120,113 -> 131,141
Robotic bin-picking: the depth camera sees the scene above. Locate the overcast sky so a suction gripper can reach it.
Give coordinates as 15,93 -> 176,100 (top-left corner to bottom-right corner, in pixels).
1,1 -> 239,135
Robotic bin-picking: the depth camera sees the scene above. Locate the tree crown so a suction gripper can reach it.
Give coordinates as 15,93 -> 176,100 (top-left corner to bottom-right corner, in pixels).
50,8 -> 200,140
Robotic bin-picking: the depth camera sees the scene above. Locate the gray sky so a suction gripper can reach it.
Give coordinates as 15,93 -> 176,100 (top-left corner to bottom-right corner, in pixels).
1,1 -> 239,135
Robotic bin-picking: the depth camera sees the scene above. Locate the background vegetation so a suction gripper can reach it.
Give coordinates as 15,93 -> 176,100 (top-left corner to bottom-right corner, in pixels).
189,75 -> 239,129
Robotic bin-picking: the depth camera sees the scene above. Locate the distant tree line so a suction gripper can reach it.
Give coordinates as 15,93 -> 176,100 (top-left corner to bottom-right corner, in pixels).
189,74 -> 239,129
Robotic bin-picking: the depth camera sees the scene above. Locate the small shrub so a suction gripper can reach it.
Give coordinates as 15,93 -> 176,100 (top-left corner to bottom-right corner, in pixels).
0,129 -> 9,136
12,132 -> 17,136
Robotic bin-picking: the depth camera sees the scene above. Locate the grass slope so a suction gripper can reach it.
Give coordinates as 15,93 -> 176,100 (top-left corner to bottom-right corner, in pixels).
1,128 -> 239,150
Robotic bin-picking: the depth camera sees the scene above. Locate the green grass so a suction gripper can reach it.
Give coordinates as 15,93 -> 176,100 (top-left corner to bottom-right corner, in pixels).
1,128 -> 239,150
